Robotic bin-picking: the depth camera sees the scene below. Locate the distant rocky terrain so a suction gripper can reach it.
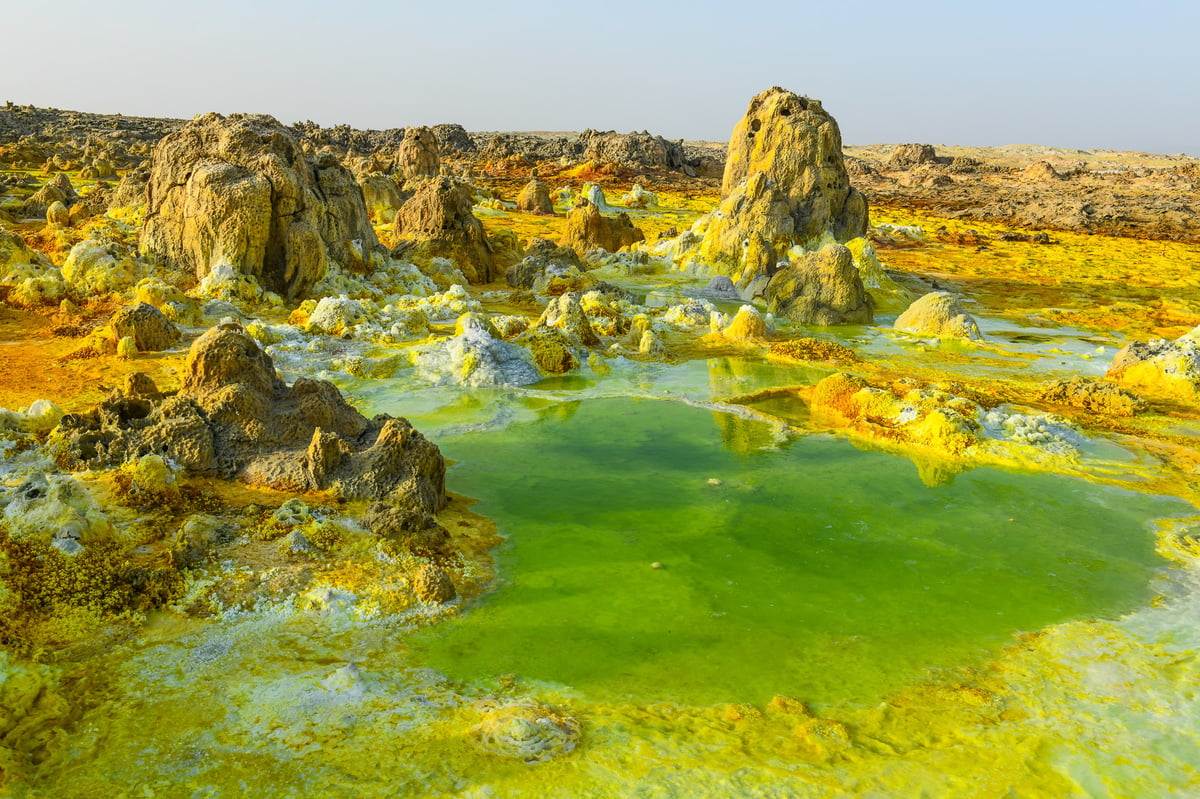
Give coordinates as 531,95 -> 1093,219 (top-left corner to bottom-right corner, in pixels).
1,103 -> 1198,241
844,142 -> 1200,242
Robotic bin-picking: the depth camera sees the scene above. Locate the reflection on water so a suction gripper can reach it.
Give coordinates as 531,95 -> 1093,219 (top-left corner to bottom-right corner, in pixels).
413,397 -> 1183,708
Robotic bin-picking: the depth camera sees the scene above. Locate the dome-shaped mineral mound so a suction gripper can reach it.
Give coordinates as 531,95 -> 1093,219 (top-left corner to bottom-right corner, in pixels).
722,87 -> 868,244
470,701 -> 581,764
140,113 -> 379,301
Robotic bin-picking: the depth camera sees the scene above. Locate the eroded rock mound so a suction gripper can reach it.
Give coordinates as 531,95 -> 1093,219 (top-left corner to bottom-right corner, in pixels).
722,87 -> 868,244
764,243 -> 873,325
580,129 -> 686,170
516,177 -> 554,214
889,143 -> 938,167
109,168 -> 149,209
396,126 -> 441,181
894,291 -> 982,340
50,322 -> 446,512
359,173 -> 406,222
392,176 -> 495,283
140,113 -> 379,301
432,124 -> 476,154
560,198 -> 644,253
1021,161 -> 1063,182
506,240 -> 593,294
108,302 -> 182,352
1038,377 -> 1145,417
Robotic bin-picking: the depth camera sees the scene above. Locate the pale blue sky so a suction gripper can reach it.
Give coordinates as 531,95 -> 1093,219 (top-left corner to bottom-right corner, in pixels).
7,0 -> 1198,154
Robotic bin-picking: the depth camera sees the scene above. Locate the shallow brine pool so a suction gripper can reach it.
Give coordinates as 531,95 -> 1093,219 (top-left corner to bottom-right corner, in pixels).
410,395 -> 1182,709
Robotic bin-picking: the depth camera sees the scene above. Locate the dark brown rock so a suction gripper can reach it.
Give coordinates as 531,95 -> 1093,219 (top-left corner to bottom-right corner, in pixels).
49,322 -> 447,512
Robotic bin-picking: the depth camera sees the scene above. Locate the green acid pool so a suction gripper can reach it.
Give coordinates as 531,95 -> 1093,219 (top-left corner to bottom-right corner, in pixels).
411,396 -> 1183,709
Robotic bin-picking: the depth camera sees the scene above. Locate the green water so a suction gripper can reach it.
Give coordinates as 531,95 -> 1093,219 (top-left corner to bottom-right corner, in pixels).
413,397 -> 1180,708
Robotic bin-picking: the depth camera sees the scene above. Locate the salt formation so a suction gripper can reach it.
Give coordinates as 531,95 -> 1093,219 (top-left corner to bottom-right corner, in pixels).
894,291 -> 983,340
677,88 -> 872,321
471,701 -> 581,763
764,243 -> 873,325
106,302 -> 181,352
413,312 -> 540,387
721,87 -> 868,246
140,113 -> 380,300
1107,326 -> 1200,401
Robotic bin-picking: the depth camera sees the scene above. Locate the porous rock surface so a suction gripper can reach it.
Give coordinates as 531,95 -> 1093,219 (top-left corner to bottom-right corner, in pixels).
140,113 -> 379,300
50,322 -> 446,512
722,87 -> 868,244
696,171 -> 795,289
107,302 -> 182,352
1038,377 -> 1146,417
395,126 -> 441,181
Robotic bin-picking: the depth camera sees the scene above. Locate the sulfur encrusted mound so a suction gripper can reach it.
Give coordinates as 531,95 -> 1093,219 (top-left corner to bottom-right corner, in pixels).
560,198 -> 644,253
894,291 -> 982,340
722,87 -> 868,245
140,113 -> 380,301
764,243 -> 873,325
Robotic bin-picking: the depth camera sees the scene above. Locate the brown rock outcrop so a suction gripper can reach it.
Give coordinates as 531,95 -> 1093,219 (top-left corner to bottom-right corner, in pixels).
560,198 -> 644,253
764,243 -> 873,325
516,177 -> 554,214
392,176 -> 495,283
21,183 -> 68,217
1021,161 -> 1063,182
140,113 -> 379,301
108,302 -> 182,352
396,126 -> 441,181
580,129 -> 686,170
1038,377 -> 1145,417
889,143 -> 938,167
109,168 -> 149,209
49,322 -> 446,512
722,87 -> 868,244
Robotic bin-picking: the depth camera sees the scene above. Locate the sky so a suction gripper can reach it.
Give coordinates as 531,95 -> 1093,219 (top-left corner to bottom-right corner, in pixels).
5,0 -> 1198,155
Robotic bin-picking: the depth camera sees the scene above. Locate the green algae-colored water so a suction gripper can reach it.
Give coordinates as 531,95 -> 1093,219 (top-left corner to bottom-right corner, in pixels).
413,396 -> 1182,708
